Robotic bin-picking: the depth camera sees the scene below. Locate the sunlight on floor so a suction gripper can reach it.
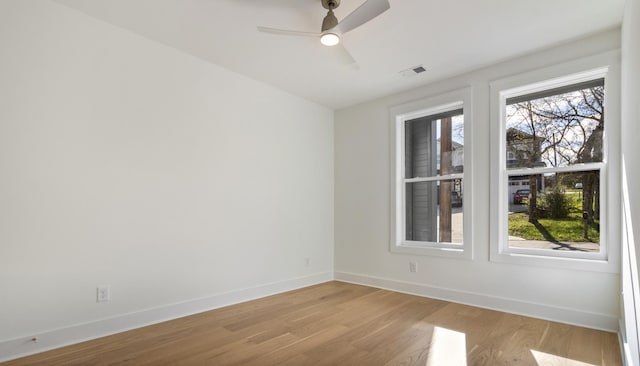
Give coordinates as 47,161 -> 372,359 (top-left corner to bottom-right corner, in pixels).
530,349 -> 598,366
426,326 -> 467,366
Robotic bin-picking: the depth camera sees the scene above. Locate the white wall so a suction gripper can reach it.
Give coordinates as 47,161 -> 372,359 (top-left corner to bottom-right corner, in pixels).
622,0 -> 640,282
0,0 -> 334,354
620,0 -> 640,362
335,29 -> 621,330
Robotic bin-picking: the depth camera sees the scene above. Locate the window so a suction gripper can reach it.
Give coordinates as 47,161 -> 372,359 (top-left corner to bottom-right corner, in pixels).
390,88 -> 472,258
500,76 -> 606,260
490,53 -> 621,272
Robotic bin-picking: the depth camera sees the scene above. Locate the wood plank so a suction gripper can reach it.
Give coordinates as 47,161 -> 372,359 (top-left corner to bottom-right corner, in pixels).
1,282 -> 622,366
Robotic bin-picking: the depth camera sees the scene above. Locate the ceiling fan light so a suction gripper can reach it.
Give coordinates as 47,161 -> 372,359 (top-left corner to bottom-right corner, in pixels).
320,33 -> 340,46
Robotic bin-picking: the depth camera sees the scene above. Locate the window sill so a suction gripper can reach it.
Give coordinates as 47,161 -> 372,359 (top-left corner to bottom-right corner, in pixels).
391,242 -> 472,260
490,248 -> 617,273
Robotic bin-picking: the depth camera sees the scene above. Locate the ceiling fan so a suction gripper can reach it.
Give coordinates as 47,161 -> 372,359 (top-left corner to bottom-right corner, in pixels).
257,0 -> 390,66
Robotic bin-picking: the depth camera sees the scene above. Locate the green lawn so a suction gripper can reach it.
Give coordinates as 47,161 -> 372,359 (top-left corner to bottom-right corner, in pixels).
508,212 -> 600,243
509,190 -> 601,242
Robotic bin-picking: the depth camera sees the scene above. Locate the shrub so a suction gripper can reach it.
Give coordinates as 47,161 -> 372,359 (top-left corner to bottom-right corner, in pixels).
537,185 -> 570,219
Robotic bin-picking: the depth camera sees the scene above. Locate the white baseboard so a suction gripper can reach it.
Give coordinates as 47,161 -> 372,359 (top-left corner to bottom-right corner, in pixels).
334,271 -> 619,332
0,272 -> 333,363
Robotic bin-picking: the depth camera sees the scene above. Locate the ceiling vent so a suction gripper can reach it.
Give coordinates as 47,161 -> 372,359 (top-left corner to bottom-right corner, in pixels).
399,65 -> 427,77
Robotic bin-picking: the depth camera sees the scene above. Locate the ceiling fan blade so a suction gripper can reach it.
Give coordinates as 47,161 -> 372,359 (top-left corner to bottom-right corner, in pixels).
334,0 -> 390,34
332,43 -> 359,69
257,26 -> 321,38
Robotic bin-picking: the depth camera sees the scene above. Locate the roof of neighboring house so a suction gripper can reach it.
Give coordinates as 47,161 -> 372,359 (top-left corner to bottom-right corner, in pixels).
506,127 -> 543,142
436,139 -> 464,149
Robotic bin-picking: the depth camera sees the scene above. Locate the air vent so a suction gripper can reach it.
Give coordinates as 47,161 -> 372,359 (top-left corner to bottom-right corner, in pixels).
399,65 -> 427,77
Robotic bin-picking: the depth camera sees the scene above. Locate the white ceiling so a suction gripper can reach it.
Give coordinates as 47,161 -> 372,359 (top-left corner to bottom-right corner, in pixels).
53,0 -> 625,109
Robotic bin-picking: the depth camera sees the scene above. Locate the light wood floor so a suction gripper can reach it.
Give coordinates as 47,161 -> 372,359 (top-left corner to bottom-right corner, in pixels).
2,281 -> 621,366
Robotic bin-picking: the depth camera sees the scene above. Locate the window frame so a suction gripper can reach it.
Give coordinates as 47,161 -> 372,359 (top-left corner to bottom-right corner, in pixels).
489,52 -> 621,273
389,87 -> 473,259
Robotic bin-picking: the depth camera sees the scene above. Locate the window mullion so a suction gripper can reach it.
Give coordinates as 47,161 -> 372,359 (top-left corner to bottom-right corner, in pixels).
405,174 -> 464,183
507,163 -> 604,177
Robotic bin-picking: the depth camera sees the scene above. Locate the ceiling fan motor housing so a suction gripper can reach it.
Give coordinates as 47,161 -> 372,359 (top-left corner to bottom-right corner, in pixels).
321,9 -> 338,32
321,0 -> 340,31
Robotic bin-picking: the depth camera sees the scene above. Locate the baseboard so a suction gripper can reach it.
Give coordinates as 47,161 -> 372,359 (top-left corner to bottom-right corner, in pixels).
334,271 -> 618,332
0,272 -> 333,363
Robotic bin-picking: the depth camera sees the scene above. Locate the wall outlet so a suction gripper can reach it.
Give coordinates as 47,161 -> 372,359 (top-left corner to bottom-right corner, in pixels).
305,257 -> 310,267
97,286 -> 111,303
409,262 -> 418,273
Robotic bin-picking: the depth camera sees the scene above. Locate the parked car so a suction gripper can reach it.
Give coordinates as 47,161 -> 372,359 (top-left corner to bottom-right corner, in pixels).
513,189 -> 530,204
575,182 -> 583,189
451,191 -> 463,207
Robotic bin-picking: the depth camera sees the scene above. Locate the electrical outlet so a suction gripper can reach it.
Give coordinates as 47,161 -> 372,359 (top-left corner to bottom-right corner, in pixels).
97,286 -> 111,303
305,258 -> 310,267
409,262 -> 418,273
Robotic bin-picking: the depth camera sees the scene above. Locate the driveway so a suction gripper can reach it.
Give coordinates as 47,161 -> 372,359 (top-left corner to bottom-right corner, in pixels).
509,203 -> 529,214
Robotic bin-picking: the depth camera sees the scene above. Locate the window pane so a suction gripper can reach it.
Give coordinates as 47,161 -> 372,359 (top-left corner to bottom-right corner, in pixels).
507,170 -> 600,252
405,179 -> 463,244
505,82 -> 604,169
405,114 -> 464,178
